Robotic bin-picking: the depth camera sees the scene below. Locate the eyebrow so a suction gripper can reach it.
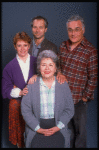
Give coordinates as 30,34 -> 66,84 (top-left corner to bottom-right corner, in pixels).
41,63 -> 54,65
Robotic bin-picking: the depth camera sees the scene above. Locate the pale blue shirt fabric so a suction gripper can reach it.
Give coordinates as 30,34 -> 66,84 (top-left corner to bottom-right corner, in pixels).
40,77 -> 55,119
35,77 -> 65,131
32,39 -> 41,57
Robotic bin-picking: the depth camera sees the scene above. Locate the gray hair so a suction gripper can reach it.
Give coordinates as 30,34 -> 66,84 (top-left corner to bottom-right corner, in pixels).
66,14 -> 85,30
37,50 -> 59,76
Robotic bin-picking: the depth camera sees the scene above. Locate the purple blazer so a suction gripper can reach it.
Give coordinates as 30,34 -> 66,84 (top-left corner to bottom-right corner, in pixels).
2,55 -> 37,99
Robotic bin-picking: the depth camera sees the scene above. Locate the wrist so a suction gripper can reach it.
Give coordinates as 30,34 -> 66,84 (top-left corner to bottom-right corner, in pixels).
19,90 -> 22,96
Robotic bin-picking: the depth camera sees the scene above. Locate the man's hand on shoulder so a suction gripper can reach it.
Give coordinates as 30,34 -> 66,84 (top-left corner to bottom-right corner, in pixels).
56,72 -> 68,84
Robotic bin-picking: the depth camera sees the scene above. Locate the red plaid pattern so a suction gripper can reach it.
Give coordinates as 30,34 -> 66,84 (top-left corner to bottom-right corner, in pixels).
58,37 -> 98,104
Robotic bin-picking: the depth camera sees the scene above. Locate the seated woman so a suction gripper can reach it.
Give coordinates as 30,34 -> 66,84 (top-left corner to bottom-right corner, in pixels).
2,32 -> 36,148
21,50 -> 74,148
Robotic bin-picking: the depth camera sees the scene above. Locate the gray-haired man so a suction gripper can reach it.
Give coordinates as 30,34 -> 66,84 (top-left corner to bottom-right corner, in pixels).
58,15 -> 98,148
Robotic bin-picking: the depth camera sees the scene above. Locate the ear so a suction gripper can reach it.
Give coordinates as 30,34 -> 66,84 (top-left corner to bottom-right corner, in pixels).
45,28 -> 48,33
28,44 -> 30,49
14,45 -> 17,50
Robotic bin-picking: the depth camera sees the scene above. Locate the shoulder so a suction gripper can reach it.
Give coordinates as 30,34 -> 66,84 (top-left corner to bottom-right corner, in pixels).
3,57 -> 17,72
56,79 -> 70,92
27,77 -> 40,90
60,40 -> 67,47
44,38 -> 56,46
30,55 -> 37,62
59,40 -> 69,53
42,38 -> 57,51
82,37 -> 97,53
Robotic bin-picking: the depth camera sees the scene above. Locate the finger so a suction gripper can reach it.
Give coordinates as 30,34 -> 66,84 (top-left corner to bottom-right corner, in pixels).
28,79 -> 34,84
44,132 -> 53,136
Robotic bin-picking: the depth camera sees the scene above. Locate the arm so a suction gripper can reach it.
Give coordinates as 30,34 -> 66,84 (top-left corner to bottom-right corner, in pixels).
28,74 -> 38,84
56,71 -> 68,84
59,82 -> 74,126
2,67 -> 28,99
82,48 -> 98,101
2,67 -> 14,99
56,49 -> 68,84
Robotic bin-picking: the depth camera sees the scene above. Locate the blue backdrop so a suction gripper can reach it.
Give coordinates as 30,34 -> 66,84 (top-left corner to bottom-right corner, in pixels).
1,2 -> 98,148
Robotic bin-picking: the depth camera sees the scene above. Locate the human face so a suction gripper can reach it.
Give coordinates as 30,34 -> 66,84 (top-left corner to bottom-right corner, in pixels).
40,58 -> 56,80
67,20 -> 85,45
15,40 -> 30,58
32,19 -> 47,40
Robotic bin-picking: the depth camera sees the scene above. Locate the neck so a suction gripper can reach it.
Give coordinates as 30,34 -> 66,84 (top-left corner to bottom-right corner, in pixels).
70,36 -> 84,51
34,36 -> 44,46
18,53 -> 28,63
42,76 -> 55,89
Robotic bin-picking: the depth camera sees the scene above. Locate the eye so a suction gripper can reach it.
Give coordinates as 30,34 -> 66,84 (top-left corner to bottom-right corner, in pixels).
68,28 -> 72,32
33,26 -> 37,29
41,64 -> 46,66
17,45 -> 21,47
24,44 -> 28,47
75,28 -> 80,32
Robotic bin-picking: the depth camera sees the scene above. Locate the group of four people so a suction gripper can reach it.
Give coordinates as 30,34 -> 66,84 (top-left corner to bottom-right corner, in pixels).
2,15 -> 98,148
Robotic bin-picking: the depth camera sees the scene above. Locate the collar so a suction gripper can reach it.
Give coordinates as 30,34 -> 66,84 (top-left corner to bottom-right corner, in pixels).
67,36 -> 87,50
40,77 -> 55,88
16,53 -> 30,62
33,37 -> 45,48
80,36 -> 88,47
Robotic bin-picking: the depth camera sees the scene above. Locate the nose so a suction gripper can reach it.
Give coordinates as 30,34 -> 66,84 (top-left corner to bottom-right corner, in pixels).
72,30 -> 75,35
36,27 -> 40,32
45,65 -> 49,70
21,46 -> 24,50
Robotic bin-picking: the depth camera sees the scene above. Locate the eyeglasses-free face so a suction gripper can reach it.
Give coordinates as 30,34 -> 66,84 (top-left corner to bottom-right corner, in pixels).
15,40 -> 30,59
40,58 -> 56,80
32,19 -> 47,40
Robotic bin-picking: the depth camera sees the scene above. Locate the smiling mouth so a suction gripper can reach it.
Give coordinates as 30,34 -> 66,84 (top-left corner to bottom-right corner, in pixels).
44,72 -> 50,74
21,51 -> 26,53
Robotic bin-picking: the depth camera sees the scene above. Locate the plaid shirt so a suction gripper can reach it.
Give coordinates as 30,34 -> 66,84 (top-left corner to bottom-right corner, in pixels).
58,37 -> 98,104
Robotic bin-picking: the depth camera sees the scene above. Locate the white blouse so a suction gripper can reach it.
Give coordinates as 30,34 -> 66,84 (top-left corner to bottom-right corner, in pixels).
10,54 -> 30,98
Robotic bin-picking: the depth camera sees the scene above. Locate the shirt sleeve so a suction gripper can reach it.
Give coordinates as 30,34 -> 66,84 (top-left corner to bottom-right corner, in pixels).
34,124 -> 40,131
57,121 -> 65,129
10,88 -> 21,98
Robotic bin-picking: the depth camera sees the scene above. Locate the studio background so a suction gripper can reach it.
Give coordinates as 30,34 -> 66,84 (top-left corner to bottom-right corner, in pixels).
1,2 -> 98,148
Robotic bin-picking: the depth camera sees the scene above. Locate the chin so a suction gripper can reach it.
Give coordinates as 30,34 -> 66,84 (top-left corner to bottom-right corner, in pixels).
34,35 -> 42,39
70,38 -> 77,43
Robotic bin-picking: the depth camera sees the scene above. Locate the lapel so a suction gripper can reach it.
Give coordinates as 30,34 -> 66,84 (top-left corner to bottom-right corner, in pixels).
37,38 -> 48,55
29,42 -> 33,55
29,38 -> 48,56
27,56 -> 35,81
32,77 -> 60,121
32,77 -> 40,120
40,38 -> 47,50
54,78 -> 60,122
13,58 -> 26,86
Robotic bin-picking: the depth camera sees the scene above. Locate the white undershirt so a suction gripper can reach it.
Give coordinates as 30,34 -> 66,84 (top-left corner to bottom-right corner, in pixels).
10,54 -> 30,98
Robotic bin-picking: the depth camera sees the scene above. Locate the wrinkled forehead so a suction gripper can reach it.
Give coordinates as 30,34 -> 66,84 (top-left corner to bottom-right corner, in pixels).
67,20 -> 84,30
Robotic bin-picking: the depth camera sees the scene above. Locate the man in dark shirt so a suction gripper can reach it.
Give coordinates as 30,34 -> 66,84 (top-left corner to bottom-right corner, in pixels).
58,15 -> 98,148
28,15 -> 66,84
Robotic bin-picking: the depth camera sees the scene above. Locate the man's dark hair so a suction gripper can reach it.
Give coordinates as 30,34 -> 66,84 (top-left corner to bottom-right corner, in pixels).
31,16 -> 48,28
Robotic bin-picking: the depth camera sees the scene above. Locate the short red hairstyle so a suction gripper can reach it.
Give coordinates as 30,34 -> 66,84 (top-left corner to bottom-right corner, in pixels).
13,31 -> 32,47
